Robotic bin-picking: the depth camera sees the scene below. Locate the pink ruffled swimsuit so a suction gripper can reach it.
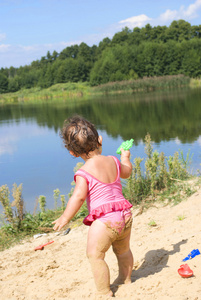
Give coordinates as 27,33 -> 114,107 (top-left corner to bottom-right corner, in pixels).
74,156 -> 133,233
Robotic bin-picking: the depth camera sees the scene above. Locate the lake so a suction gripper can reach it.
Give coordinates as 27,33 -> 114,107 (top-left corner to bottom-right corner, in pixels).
0,87 -> 201,214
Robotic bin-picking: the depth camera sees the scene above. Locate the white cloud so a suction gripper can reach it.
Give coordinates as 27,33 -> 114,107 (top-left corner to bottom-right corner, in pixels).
175,137 -> 181,145
0,122 -> 49,157
119,14 -> 152,28
182,0 -> 201,19
118,0 -> 201,30
158,0 -> 201,23
0,135 -> 18,156
159,9 -> 178,23
0,44 -> 10,52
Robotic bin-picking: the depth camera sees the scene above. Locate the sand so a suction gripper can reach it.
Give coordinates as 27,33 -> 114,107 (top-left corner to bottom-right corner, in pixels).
1,187 -> 201,300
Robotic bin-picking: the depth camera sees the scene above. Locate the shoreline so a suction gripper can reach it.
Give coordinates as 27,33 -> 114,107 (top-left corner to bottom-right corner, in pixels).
0,186 -> 201,299
0,75 -> 195,104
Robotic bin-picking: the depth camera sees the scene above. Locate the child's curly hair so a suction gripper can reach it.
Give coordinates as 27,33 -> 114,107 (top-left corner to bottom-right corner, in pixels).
60,115 -> 102,156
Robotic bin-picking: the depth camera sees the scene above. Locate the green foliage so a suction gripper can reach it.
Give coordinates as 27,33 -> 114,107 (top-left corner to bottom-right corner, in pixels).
53,188 -> 60,209
0,73 -> 8,93
177,215 -> 186,221
0,185 -> 13,224
148,220 -> 157,227
12,183 -> 24,223
1,20 -> 201,95
38,195 -> 46,213
60,195 -> 66,211
0,183 -> 25,230
123,157 -> 147,204
167,151 -> 189,180
0,184 -> 66,250
92,75 -> 190,93
124,134 -> 193,205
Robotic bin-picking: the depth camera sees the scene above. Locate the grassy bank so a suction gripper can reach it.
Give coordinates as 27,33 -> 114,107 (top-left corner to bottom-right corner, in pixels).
0,82 -> 91,104
190,78 -> 201,88
93,75 -> 191,94
0,75 -> 194,104
1,134 -> 200,251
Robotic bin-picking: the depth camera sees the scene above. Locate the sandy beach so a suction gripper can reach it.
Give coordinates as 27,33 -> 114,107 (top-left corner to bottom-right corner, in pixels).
1,186 -> 201,300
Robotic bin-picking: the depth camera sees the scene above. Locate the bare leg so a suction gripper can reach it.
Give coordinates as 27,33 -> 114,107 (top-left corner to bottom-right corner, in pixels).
87,220 -> 114,296
112,227 -> 133,285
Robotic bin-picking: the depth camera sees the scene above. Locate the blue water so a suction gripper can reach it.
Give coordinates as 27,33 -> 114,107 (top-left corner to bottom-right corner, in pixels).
0,119 -> 200,214
1,89 -> 201,215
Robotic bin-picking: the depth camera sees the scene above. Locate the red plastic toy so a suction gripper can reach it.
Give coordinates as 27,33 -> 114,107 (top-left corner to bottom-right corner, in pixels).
178,264 -> 193,278
34,240 -> 54,251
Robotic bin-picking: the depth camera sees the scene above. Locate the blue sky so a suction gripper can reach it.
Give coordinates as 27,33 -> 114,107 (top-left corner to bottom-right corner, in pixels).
0,0 -> 201,68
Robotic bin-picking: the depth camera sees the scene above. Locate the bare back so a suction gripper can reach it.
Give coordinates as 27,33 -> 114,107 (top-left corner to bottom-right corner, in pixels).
81,155 -> 117,183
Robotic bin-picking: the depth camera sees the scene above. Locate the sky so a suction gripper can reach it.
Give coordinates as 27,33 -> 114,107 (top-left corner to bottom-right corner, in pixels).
0,0 -> 201,69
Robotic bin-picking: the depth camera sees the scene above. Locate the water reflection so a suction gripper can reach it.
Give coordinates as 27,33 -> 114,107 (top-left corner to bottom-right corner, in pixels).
0,88 -> 201,212
1,88 -> 201,144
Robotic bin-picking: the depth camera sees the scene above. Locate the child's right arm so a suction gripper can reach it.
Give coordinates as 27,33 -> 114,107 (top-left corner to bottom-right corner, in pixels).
52,176 -> 87,231
120,149 -> 132,179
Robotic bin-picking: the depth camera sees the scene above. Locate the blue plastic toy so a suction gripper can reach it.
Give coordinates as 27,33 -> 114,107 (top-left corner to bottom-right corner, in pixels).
116,139 -> 134,154
182,249 -> 200,261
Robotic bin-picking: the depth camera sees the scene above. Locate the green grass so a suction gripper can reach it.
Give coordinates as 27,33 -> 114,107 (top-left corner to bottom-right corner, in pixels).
148,220 -> 157,227
0,82 -> 91,104
0,75 -> 192,104
177,215 -> 186,221
190,78 -> 201,88
92,75 -> 190,95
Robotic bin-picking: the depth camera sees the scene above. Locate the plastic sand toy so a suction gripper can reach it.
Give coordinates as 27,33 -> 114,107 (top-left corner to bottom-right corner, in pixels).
34,240 -> 54,251
178,264 -> 193,278
182,249 -> 200,261
116,139 -> 134,154
62,228 -> 71,235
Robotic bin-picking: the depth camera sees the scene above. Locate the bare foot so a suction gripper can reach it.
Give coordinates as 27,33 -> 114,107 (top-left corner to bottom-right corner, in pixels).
112,277 -> 131,286
96,289 -> 113,298
107,290 -> 114,297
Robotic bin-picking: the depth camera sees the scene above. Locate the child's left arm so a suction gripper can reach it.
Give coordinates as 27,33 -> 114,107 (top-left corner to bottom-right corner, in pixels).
52,176 -> 87,231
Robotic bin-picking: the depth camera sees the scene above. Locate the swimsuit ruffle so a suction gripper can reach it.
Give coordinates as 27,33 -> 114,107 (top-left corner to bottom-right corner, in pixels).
83,200 -> 133,226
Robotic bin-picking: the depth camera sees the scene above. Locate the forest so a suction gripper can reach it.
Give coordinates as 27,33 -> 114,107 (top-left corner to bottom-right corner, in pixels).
0,19 -> 201,94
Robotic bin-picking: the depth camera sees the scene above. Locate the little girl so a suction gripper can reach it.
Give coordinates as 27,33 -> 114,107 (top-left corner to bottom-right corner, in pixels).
53,115 -> 133,297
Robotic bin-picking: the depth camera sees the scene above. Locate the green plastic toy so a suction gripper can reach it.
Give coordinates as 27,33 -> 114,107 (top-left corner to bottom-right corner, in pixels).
116,139 -> 134,154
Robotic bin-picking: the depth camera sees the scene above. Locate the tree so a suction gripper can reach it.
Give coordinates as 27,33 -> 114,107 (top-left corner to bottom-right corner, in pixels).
52,50 -> 59,61
128,27 -> 142,45
46,51 -> 52,63
111,27 -> 131,45
0,73 -> 8,93
59,45 -> 79,60
181,40 -> 201,77
165,20 -> 192,42
43,64 -> 55,87
140,24 -> 153,41
98,37 -> 111,52
8,76 -> 20,92
90,45 -> 132,85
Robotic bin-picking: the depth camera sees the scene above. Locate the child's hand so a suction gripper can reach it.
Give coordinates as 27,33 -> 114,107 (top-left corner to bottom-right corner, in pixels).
120,149 -> 131,160
52,214 -> 68,231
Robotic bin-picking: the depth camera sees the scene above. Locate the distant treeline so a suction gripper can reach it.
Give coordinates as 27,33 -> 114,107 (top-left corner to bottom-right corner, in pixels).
0,19 -> 201,94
